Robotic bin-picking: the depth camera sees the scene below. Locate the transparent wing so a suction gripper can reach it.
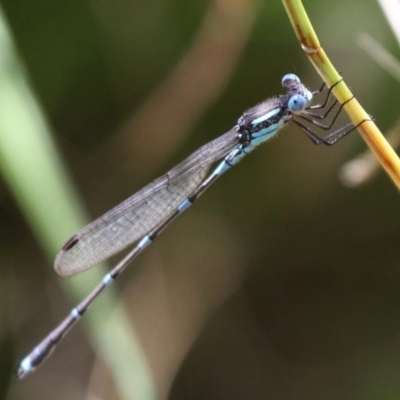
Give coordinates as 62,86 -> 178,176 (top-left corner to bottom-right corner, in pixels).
55,128 -> 239,276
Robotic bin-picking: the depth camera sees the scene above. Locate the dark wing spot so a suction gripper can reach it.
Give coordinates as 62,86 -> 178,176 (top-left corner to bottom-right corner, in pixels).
62,235 -> 80,251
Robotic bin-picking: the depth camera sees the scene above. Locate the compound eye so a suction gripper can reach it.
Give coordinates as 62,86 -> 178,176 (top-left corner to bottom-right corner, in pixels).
282,73 -> 300,91
288,94 -> 307,113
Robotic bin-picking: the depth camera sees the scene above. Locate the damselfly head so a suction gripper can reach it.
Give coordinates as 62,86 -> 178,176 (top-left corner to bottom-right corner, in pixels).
282,73 -> 313,107
281,73 -> 301,92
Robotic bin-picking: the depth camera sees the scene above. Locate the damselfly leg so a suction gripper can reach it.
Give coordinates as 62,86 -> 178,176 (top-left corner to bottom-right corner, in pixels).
292,79 -> 369,145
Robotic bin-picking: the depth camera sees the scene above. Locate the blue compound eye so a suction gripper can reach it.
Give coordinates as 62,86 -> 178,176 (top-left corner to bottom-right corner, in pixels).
288,94 -> 307,113
282,73 -> 300,90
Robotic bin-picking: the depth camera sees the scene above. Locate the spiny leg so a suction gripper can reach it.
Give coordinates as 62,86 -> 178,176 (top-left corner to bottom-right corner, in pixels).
298,96 -> 354,131
308,78 -> 344,112
293,82 -> 371,146
292,117 -> 371,146
305,99 -> 339,121
310,80 -> 326,97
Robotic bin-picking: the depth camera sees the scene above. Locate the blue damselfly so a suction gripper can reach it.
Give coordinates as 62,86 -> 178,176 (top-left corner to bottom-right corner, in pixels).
17,73 -> 363,378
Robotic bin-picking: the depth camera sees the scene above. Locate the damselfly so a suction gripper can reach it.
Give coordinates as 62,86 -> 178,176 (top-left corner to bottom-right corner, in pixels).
17,73 -> 362,378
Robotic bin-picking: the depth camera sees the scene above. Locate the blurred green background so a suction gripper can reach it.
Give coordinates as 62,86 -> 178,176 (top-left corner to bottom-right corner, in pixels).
2,0 -> 400,399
